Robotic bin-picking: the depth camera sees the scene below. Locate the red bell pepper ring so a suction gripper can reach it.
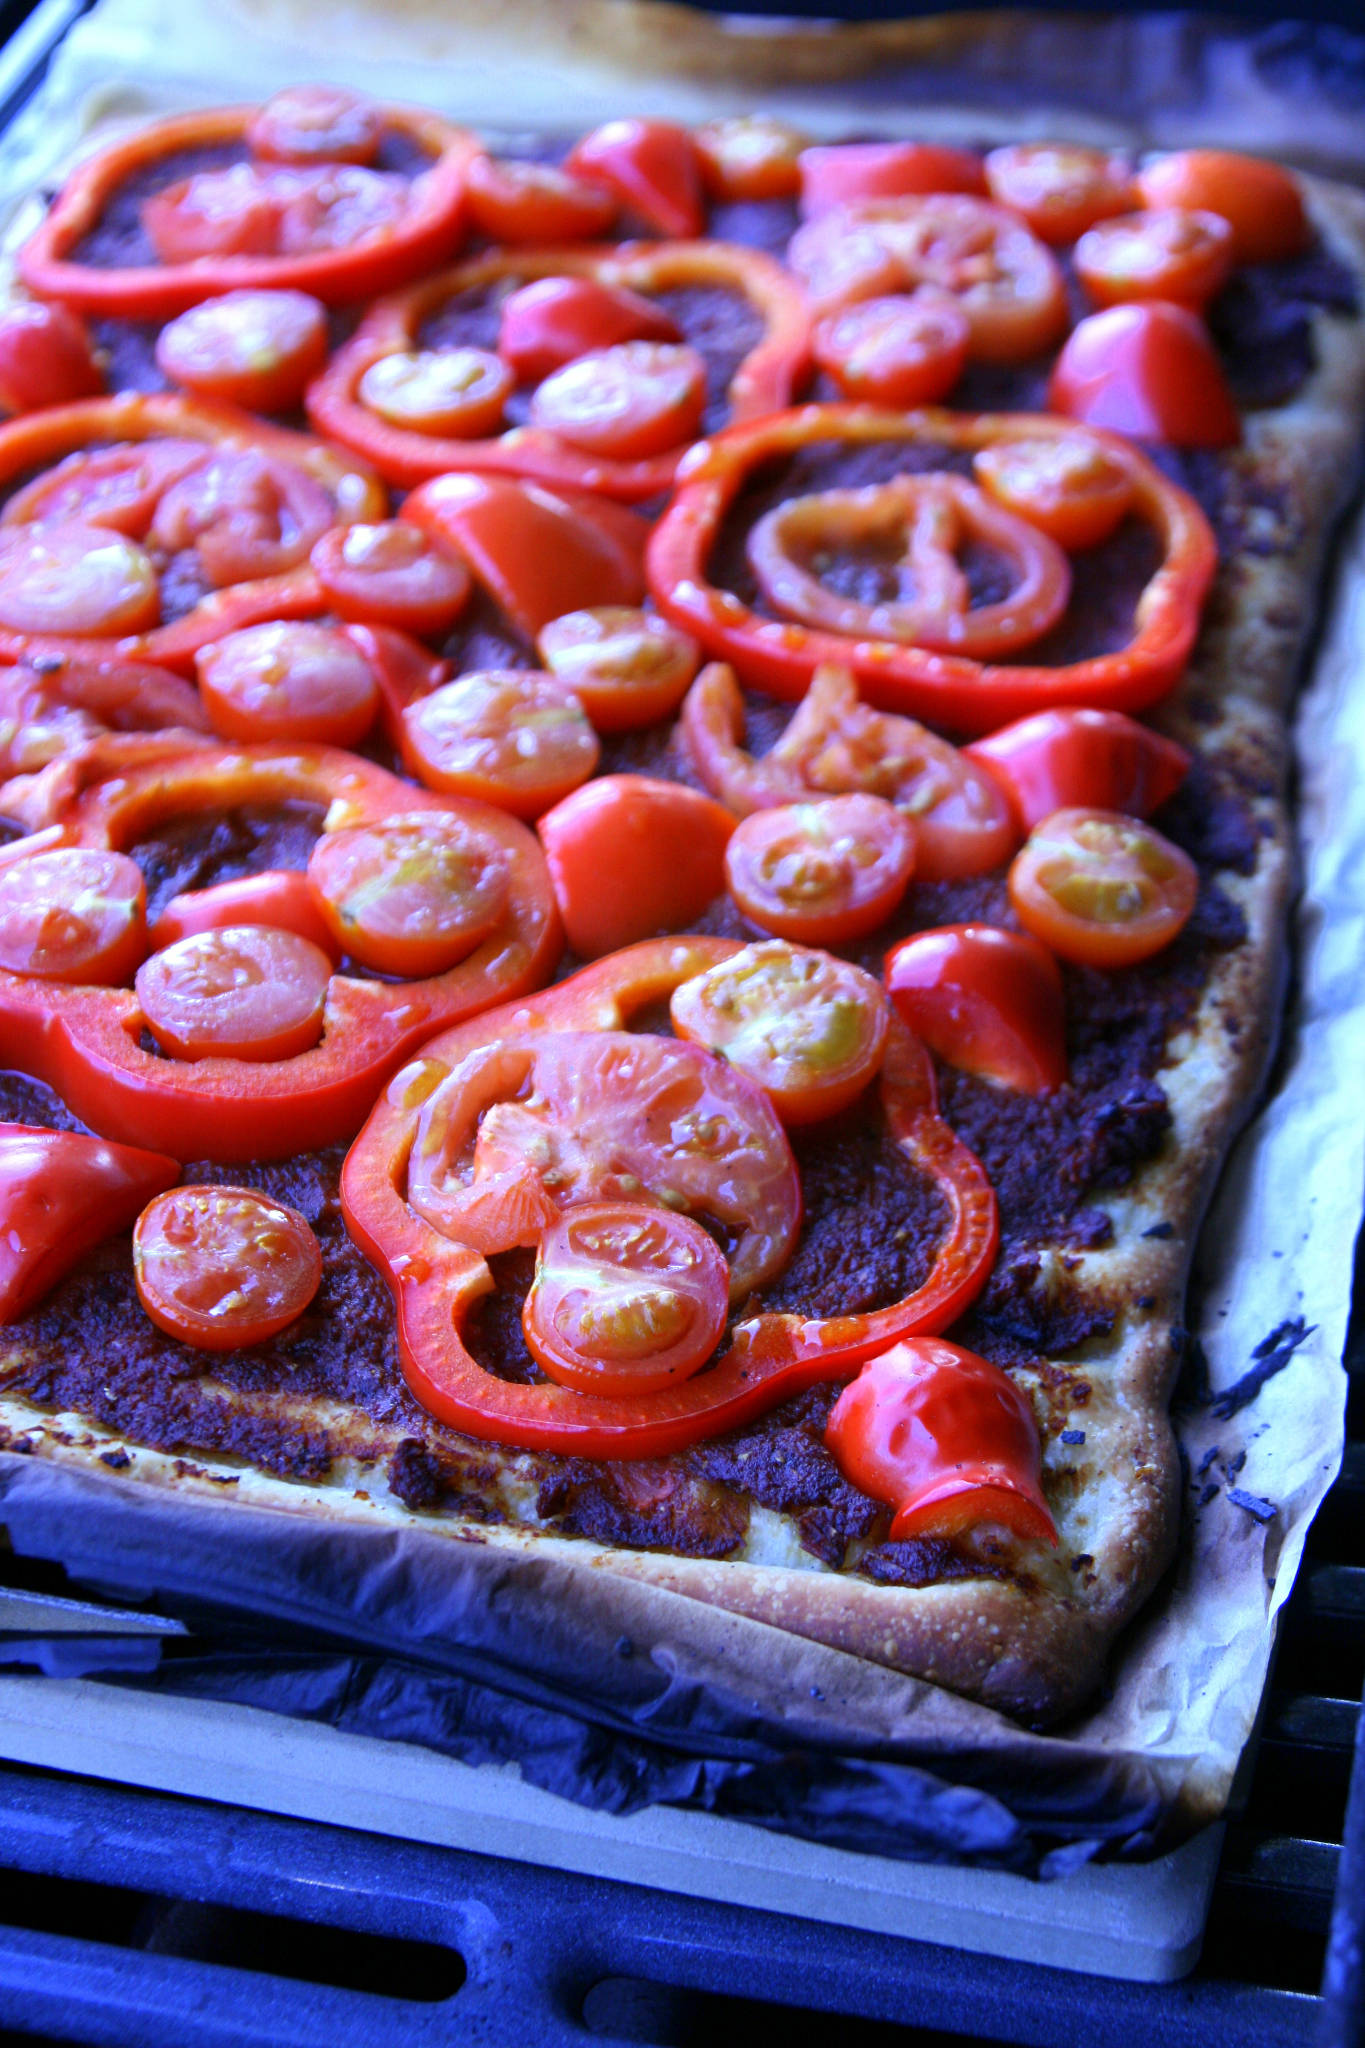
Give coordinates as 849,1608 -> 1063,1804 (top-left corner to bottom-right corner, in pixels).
341,935 -> 998,1458
647,404 -> 1217,734
0,744 -> 561,1162
306,241 -> 811,501
0,391 -> 386,673
19,101 -> 479,318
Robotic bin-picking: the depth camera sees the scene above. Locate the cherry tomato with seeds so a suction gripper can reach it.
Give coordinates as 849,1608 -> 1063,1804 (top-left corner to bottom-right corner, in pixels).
798,141 -> 987,218
3,438 -> 205,537
0,846 -> 146,985
884,924 -> 1066,1095
137,924 -> 332,1061
1049,302 -> 1240,448
463,155 -> 617,244
536,606 -> 699,732
497,275 -> 681,384
154,289 -> 329,412
248,84 -> 384,167
1074,208 -> 1234,312
148,448 -> 334,586
984,143 -> 1134,246
725,794 -> 915,946
133,1183 -> 323,1350
0,302 -> 103,413
359,347 -> 513,438
1136,149 -> 1308,265
811,291 -> 969,406
565,119 -> 704,238
149,868 -> 341,964
693,115 -> 807,202
1008,806 -> 1197,967
310,519 -> 471,637
530,341 -> 706,461
142,164 -> 290,265
0,521 -> 158,637
401,669 -> 599,818
197,622 -> 379,747
537,775 -> 735,959
965,706 -> 1190,829
307,812 -> 510,977
972,434 -> 1133,551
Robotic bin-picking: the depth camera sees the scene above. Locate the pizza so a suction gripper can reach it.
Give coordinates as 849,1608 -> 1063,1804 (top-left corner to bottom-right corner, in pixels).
0,95 -> 1361,1739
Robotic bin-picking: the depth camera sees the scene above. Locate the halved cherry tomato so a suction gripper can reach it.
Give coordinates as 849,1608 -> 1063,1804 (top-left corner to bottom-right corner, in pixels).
149,868 -> 341,963
196,622 -> 379,747
523,1202 -> 730,1394
1074,208 -> 1234,312
248,83 -> 384,166
307,812 -> 510,977
0,1125 -> 176,1323
143,164 -> 289,265
537,775 -> 734,959
798,141 -> 987,218
155,290 -> 329,413
359,347 -> 513,438
983,143 -> 1134,246
671,939 -> 888,1126
565,119 -> 704,238
530,341 -> 706,461
309,520 -> 471,637
972,433 -> 1132,550
137,925 -> 332,1061
811,291 -> 969,406
1008,806 -> 1197,966
3,437 -> 206,537
885,925 -> 1066,1094
725,794 -> 915,945
0,846 -> 146,985
0,522 -> 159,637
0,303 -> 103,413
693,115 -> 806,202
1136,149 -> 1308,265
966,706 -> 1190,829
401,670 -> 599,818
497,275 -> 681,384
133,1183 -> 322,1349
536,606 -> 699,732
149,447 -> 336,587
464,155 -> 617,244
826,1337 -> 1057,1545
1049,302 -> 1240,448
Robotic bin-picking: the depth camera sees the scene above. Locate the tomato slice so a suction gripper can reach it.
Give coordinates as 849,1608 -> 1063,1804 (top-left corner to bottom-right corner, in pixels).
149,868 -> 341,963
1008,806 -> 1197,967
0,521 -> 158,637
811,291 -> 969,407
536,606 -> 698,732
149,448 -> 335,587
137,924 -> 333,1061
670,939 -> 889,1127
965,706 -> 1190,829
0,1124 -> 180,1323
798,142 -> 987,218
983,143 -> 1135,246
523,1202 -> 729,1394
309,520 -> 471,637
1048,303 -> 1240,448
0,846 -> 146,984
972,434 -> 1133,550
565,119 -> 704,238
3,438 -> 208,537
0,303 -> 103,413
307,813 -> 511,977
1136,149 -> 1308,266
133,1183 -> 323,1349
143,164 -> 289,264
196,622 -> 379,748
401,669 -> 599,819
885,924 -> 1066,1094
537,775 -> 735,959
530,341 -> 706,461
1074,208 -> 1235,312
406,1026 -> 800,1298
247,84 -> 384,167
497,276 -> 681,384
725,795 -> 915,945
463,155 -> 617,244
826,1338 -> 1057,1546
694,115 -> 806,202
154,289 -> 329,413
358,348 -> 513,438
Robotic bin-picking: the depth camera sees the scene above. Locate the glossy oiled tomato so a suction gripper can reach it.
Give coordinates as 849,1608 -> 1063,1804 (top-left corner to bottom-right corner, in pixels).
670,939 -> 889,1126
693,115 -> 806,202
725,794 -> 915,945
148,448 -> 334,586
1008,806 -> 1197,966
537,776 -> 735,959
564,119 -> 704,238
535,606 -> 699,732
463,155 -> 617,244
149,868 -> 341,964
972,433 -> 1133,551
406,1026 -> 799,1297
0,302 -> 103,413
136,925 -> 333,1061
154,289 -> 329,412
530,341 -> 706,460
0,521 -> 158,636
143,163 -> 288,263
884,924 -> 1066,1095
984,143 -> 1135,245
248,83 -> 384,167
0,846 -> 146,984
1136,149 -> 1308,265
965,706 -> 1190,829
1073,208 -> 1234,312
197,622 -> 379,746
309,520 -> 471,637
798,141 -> 987,218
523,1201 -> 730,1394
0,1124 -> 179,1324
307,812 -> 510,977
1048,303 -> 1240,448
358,347 -> 513,437
3,438 -> 205,536
133,1183 -> 323,1349
497,276 -> 680,384
401,669 -> 599,818
811,291 -> 969,406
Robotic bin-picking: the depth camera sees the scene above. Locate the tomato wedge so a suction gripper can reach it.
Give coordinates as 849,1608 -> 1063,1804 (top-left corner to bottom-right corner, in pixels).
149,868 -> 341,963
0,1125 -> 180,1323
137,925 -> 333,1061
401,670 -> 599,818
497,276 -> 680,383
536,606 -> 699,732
984,143 -> 1135,246
196,622 -> 379,747
965,706 -> 1190,828
537,775 -> 734,959
1074,208 -> 1234,312
671,939 -> 889,1126
798,142 -> 987,217
308,812 -> 511,977
725,794 -> 915,945
359,348 -> 513,438
248,84 -> 384,167
1008,807 -> 1197,967
972,434 -> 1133,550
1048,304 -> 1240,449
811,291 -> 969,407
464,155 -> 617,244
133,1183 -> 322,1349
155,290 -> 329,413
309,521 -> 471,638
0,522 -> 159,639
694,115 -> 806,202
564,119 -> 705,238
1136,149 -> 1308,266
0,303 -> 103,413
530,341 -> 706,461
885,925 -> 1066,1095
0,847 -> 146,985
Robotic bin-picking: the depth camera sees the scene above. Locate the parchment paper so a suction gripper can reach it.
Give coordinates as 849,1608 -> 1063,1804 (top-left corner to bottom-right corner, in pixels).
0,1 -> 1361,1860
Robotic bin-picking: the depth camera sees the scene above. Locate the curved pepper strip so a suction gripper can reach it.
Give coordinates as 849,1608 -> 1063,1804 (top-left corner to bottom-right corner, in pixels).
0,391 -> 386,672
19,102 -> 479,318
340,935 -> 998,1458
0,744 -> 561,1161
306,241 -> 811,501
647,404 -> 1217,733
